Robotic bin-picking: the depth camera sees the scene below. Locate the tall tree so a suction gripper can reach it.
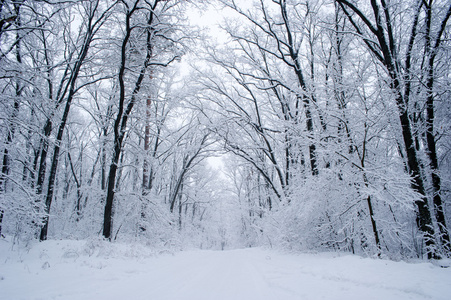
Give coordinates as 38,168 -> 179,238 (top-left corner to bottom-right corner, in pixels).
0,0 -> 23,237
422,0 -> 451,253
103,0 -> 181,240
218,0 -> 323,177
335,0 -> 450,258
39,0 -> 115,240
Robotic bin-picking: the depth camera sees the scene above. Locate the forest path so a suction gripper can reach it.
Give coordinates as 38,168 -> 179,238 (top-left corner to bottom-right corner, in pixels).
1,240 -> 450,300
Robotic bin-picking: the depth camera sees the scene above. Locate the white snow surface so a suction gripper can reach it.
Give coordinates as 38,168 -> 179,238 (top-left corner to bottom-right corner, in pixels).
1,239 -> 450,300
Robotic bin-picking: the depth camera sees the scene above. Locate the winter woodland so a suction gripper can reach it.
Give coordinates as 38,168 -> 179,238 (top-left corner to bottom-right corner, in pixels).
0,0 -> 450,260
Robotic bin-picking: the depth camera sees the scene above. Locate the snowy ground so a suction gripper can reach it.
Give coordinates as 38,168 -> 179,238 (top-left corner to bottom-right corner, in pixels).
1,239 -> 450,300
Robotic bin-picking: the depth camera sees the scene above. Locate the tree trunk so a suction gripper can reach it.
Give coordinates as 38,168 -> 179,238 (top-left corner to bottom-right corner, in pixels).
140,77 -> 154,231
397,93 -> 435,255
142,81 -> 153,191
40,73 -> 82,240
0,2 -> 22,237
103,0 -> 160,240
423,1 -> 451,254
336,0 -> 437,258
40,1 -> 99,240
103,142 -> 120,240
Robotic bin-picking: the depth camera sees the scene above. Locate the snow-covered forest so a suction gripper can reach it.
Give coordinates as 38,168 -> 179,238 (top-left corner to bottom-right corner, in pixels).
1,0 -> 450,262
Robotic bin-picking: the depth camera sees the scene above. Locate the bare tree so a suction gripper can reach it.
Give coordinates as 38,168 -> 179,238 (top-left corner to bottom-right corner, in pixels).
39,0 -> 115,240
335,0 -> 450,258
103,0 -> 182,240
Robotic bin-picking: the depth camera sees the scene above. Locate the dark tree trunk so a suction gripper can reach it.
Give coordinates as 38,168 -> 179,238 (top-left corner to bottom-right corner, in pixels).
101,124 -> 108,190
397,95 -> 435,254
278,1 -> 319,176
336,0 -> 437,258
67,152 -> 82,221
142,91 -> 153,191
140,80 -> 156,231
0,2 -> 22,237
0,97 -> 20,237
36,120 -> 51,195
103,0 -> 160,240
40,1 -> 100,240
103,144 -> 120,240
178,182 -> 183,230
423,2 -> 451,253
40,70 -> 83,240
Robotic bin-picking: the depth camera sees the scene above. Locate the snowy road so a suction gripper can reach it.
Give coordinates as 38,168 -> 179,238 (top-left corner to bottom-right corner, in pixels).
1,240 -> 450,300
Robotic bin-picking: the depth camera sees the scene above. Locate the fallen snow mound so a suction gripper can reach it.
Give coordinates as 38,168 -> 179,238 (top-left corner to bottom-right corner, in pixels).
1,239 -> 450,300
